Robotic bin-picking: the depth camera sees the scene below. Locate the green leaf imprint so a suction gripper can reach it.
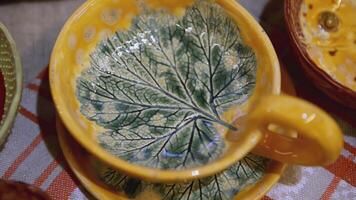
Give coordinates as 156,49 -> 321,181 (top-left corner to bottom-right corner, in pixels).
98,154 -> 268,199
77,0 -> 257,169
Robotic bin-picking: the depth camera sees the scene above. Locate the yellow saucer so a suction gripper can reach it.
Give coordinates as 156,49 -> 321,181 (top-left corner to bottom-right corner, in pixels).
57,117 -> 285,200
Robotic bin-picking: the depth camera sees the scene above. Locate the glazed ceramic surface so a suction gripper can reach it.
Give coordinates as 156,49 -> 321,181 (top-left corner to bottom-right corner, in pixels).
99,155 -> 268,199
77,0 -> 257,170
300,0 -> 356,91
51,0 -> 343,182
0,22 -> 22,148
57,118 -> 285,200
57,62 -> 300,199
51,0 -> 282,181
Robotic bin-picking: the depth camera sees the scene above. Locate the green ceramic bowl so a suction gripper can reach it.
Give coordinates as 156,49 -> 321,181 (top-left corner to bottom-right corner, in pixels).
0,22 -> 23,149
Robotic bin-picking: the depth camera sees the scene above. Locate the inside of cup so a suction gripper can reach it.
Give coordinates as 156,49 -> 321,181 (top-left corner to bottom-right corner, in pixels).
51,0 -> 280,171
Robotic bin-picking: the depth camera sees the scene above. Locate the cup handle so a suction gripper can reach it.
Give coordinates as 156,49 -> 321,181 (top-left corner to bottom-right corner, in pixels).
246,95 -> 343,166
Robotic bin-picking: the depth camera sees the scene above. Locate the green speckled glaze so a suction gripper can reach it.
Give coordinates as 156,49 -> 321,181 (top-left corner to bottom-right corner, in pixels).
96,154 -> 268,200
76,1 -> 257,169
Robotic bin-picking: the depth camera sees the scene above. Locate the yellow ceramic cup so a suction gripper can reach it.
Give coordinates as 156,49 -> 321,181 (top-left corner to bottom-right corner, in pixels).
50,0 -> 343,183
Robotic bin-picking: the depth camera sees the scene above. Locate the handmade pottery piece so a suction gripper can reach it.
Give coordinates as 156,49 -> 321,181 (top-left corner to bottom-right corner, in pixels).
285,0 -> 356,109
50,0 -> 343,182
57,63 -> 298,200
0,22 -> 23,148
57,117 -> 286,200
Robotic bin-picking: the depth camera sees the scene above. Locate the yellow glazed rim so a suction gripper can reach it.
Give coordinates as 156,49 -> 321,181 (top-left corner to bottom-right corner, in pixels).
57,117 -> 286,200
50,0 -> 281,182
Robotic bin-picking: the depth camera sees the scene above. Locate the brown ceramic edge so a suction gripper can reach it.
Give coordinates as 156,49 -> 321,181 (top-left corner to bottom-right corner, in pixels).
284,0 -> 356,109
0,179 -> 50,200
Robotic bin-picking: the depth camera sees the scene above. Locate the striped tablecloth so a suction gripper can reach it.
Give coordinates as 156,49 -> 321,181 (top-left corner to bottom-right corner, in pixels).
0,3 -> 355,200
0,65 -> 355,200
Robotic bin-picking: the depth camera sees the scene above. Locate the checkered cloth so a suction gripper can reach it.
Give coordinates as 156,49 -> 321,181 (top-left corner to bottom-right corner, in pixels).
0,3 -> 355,199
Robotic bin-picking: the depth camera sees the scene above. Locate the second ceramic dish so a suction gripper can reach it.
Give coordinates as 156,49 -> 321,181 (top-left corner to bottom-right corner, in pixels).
285,0 -> 356,109
0,22 -> 23,148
